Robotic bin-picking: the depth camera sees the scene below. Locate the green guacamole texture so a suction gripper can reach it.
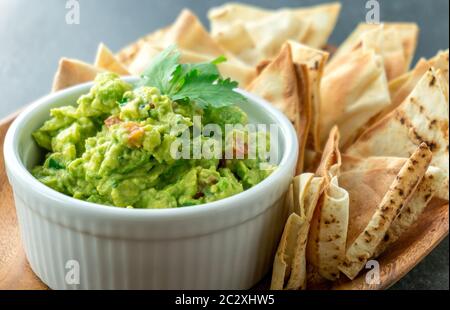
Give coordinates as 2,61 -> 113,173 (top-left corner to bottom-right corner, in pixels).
32,73 -> 275,208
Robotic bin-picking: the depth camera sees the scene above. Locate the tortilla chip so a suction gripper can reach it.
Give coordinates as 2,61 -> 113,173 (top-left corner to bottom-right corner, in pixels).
246,44 -> 311,173
208,2 -> 340,65
332,23 -> 419,79
52,58 -> 103,92
307,127 -> 349,281
373,166 -> 445,257
339,143 -> 432,280
346,68 -> 449,201
288,41 -> 329,152
95,43 -> 130,75
321,45 -> 390,148
271,174 -> 325,290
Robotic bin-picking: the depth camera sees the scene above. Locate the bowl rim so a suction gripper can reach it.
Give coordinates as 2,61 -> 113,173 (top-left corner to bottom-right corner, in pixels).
4,77 -> 298,220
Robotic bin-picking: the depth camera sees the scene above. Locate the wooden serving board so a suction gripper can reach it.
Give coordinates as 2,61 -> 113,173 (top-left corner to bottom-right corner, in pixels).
0,112 -> 448,290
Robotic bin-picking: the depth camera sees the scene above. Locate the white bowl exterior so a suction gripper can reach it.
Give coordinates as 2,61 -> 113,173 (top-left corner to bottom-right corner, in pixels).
12,185 -> 288,289
4,79 -> 298,289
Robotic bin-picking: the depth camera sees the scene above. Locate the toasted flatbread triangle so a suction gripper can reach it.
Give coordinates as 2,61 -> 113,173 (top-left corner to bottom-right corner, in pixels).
390,50 -> 449,108
95,43 -> 130,75
316,126 -> 341,181
314,176 -> 349,281
243,11 -> 311,64
346,68 -> 449,200
288,41 -> 329,152
210,9 -> 311,66
341,154 -> 444,259
208,2 -> 341,49
321,47 -> 390,148
307,127 -> 349,281
271,211 -> 304,290
247,44 -> 299,121
333,23 -> 419,76
355,50 -> 449,140
271,173 -> 325,290
286,175 -> 325,290
339,143 -> 432,279
52,58 -> 103,92
163,9 -> 225,57
117,27 -> 169,66
246,44 -> 311,173
361,26 -> 408,80
127,43 -> 256,87
208,2 -> 269,35
373,166 -> 445,257
211,22 -> 256,56
118,10 -> 226,59
293,2 -> 341,49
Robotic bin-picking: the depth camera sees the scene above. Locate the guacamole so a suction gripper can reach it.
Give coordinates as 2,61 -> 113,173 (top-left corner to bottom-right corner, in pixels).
32,72 -> 275,208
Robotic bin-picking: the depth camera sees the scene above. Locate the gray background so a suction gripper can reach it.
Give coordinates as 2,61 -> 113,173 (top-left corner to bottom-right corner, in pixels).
0,0 -> 448,289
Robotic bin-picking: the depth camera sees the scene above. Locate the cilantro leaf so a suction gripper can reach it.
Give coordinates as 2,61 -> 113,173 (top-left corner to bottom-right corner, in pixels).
139,46 -> 247,109
137,45 -> 180,93
171,70 -> 246,109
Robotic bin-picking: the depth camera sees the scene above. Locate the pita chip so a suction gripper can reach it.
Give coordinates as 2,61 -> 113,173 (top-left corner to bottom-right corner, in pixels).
116,27 -> 169,66
332,23 -> 419,79
208,2 -> 340,65
128,42 -> 256,87
355,50 -> 449,140
209,2 -> 340,49
247,44 -> 310,173
373,166 -> 445,257
243,11 -> 311,65
117,9 -> 236,65
307,176 -> 349,281
293,2 -> 341,49
340,154 -> 444,259
247,44 -> 299,121
161,9 -> 226,58
339,143 -> 432,279
346,68 -> 449,201
210,10 -> 311,66
321,46 -> 391,148
271,173 -> 325,290
95,43 -> 130,75
118,9 -> 255,86
307,127 -> 350,281
389,50 -> 449,110
288,41 -> 329,152
52,58 -> 103,92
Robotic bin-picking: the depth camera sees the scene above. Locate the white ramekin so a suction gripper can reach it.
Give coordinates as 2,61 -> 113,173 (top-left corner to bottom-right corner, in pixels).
3,78 -> 298,290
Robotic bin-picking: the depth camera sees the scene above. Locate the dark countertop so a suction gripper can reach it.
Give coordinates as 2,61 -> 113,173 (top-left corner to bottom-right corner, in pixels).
0,0 -> 448,290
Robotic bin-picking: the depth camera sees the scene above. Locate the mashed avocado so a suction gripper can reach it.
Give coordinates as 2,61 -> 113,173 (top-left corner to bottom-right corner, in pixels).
32,72 -> 275,208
